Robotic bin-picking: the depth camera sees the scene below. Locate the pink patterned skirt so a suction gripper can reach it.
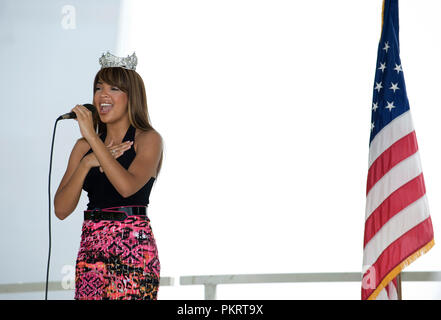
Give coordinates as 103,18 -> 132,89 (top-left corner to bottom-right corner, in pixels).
74,215 -> 160,300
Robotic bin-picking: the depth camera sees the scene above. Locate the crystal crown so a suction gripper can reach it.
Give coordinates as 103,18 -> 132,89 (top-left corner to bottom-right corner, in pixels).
99,51 -> 137,71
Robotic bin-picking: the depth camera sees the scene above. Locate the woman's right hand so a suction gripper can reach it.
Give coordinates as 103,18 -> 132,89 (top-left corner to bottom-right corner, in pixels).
83,140 -> 133,172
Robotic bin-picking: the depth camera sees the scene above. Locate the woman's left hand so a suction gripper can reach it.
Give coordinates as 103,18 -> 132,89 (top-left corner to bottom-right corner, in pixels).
71,104 -> 97,141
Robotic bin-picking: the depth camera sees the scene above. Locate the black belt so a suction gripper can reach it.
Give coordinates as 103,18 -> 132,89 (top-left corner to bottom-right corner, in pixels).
84,206 -> 147,222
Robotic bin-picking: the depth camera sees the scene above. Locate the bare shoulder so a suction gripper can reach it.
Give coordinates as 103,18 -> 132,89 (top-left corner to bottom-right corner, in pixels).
134,129 -> 163,153
71,137 -> 93,161
75,137 -> 91,153
75,132 -> 104,154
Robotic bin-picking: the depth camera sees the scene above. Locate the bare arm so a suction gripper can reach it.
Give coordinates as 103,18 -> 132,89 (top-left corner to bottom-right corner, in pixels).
87,130 -> 163,198
54,137 -> 133,220
54,139 -> 91,220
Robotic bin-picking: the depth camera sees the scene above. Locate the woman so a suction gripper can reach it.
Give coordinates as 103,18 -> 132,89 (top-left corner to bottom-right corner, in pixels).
54,52 -> 163,300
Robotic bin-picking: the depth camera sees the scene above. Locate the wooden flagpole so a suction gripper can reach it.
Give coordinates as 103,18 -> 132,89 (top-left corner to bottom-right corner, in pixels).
396,273 -> 402,300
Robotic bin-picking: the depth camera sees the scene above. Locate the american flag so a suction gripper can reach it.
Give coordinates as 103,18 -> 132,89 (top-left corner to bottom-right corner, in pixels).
362,0 -> 434,300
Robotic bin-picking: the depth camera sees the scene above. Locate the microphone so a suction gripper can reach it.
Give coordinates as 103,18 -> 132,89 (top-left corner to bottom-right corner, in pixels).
57,104 -> 96,120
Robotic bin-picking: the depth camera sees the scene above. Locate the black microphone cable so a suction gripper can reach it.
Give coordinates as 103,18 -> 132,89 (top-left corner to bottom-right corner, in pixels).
46,117 -> 61,300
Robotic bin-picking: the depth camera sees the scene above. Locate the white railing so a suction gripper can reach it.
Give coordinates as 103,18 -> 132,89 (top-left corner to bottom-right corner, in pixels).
179,271 -> 441,300
2,272 -> 441,299
0,277 -> 174,295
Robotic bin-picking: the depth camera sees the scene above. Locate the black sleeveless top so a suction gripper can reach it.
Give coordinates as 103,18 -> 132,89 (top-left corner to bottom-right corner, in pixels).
82,124 -> 156,210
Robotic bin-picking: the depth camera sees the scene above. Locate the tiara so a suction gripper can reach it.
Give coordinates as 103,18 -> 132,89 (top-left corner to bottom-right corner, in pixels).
99,51 -> 137,71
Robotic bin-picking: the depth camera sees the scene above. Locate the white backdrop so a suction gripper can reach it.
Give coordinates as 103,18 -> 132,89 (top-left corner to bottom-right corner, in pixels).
120,0 -> 441,299
1,0 -> 441,300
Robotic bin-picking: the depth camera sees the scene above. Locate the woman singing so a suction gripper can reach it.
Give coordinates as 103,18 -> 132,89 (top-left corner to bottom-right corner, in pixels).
54,52 -> 163,300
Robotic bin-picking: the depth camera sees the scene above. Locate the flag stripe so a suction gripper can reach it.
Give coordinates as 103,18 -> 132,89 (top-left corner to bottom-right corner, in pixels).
363,217 -> 434,300
365,151 -> 422,219
368,111 -> 414,167
363,194 -> 430,268
366,131 -> 418,195
363,173 -> 426,247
